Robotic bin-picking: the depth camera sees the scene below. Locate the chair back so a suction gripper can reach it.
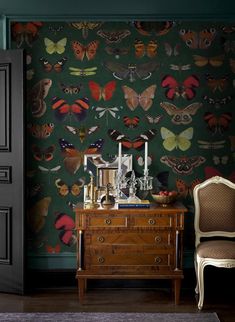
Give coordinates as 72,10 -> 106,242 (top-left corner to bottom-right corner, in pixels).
193,176 -> 235,246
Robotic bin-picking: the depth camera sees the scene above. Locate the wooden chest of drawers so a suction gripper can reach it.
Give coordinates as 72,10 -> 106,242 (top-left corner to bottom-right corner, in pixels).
74,202 -> 187,304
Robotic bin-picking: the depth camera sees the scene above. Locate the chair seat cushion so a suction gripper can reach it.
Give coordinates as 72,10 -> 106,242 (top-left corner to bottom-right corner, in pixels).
197,240 -> 235,259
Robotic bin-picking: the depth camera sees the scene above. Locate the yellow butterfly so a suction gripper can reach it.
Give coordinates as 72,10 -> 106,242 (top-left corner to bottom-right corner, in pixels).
161,127 -> 193,151
44,37 -> 67,54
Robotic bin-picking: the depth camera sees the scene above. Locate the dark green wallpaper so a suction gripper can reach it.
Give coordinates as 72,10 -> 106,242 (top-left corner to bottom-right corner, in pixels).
11,20 -> 235,268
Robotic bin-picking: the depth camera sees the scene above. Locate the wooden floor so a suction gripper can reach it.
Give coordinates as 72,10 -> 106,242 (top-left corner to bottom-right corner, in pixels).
0,269 -> 234,322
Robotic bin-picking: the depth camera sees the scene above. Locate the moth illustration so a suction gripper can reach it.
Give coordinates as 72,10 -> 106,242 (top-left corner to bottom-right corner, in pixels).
97,29 -> 131,43
179,28 -> 216,49
59,83 -> 82,95
205,74 -> 229,92
169,64 -> 191,71
105,46 -> 129,59
64,125 -> 99,143
31,144 -> 55,161
132,21 -> 173,36
88,80 -> 116,101
27,123 -> 54,139
197,140 -> 226,150
134,39 -> 158,58
68,21 -> 103,38
212,155 -> 229,165
146,115 -> 163,124
103,61 -> 159,82
51,96 -> 89,121
202,95 -> 232,109
160,102 -> 202,125
161,127 -> 193,151
161,75 -> 200,100
11,21 -> 43,47
122,85 -> 157,111
204,112 -> 232,134
71,40 -> 99,61
160,155 -> 206,175
44,37 -> 67,54
55,178 -> 85,197
39,57 -> 67,72
193,54 -> 224,67
164,43 -> 180,56
176,178 -> 202,198
28,78 -> 52,118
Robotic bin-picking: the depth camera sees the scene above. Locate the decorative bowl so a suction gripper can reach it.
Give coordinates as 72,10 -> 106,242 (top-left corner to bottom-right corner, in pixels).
151,193 -> 177,207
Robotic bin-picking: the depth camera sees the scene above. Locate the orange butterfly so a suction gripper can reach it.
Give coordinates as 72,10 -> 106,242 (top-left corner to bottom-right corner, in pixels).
204,112 -> 232,134
122,85 -> 157,111
39,57 -> 67,72
176,178 -> 201,198
206,74 -> 229,92
71,40 -> 99,61
123,116 -> 140,128
88,80 -> 116,101
55,178 -> 85,197
27,123 -> 54,139
179,28 -> 216,49
11,22 -> 43,48
45,244 -> 61,254
134,39 -> 158,58
193,54 -> 225,67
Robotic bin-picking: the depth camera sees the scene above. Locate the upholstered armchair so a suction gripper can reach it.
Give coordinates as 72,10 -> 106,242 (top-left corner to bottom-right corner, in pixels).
193,176 -> 235,310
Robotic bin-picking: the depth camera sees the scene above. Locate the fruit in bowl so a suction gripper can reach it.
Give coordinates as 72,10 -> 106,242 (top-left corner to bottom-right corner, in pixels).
151,190 -> 178,206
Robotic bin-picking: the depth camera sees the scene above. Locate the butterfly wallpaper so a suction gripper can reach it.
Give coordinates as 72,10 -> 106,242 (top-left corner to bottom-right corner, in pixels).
11,20 -> 235,269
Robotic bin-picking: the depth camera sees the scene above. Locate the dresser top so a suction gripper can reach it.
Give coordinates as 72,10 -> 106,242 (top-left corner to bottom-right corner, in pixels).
74,201 -> 187,214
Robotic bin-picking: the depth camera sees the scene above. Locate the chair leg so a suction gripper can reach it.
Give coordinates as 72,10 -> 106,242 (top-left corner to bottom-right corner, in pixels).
197,259 -> 205,310
194,256 -> 199,294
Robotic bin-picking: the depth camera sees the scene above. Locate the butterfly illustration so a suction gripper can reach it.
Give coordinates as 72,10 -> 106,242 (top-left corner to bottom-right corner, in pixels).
221,25 -> 235,34
197,140 -> 226,150
31,145 -> 55,161
164,43 -> 180,56
88,80 -> 116,101
11,22 -> 43,48
40,57 -> 67,72
105,46 -> 129,59
27,123 -> 54,139
97,29 -> 131,43
169,64 -> 191,71
205,74 -> 229,92
59,138 -> 104,174
134,39 -> 158,58
28,197 -> 51,234
44,37 -> 67,54
51,96 -> 89,121
54,213 -> 76,246
48,24 -> 64,35
160,102 -> 202,125
122,85 -> 157,111
123,116 -> 140,128
132,21 -> 173,36
45,244 -> 61,254
71,40 -> 99,61
59,83 -> 82,95
64,125 -> 99,143
193,54 -> 225,67
69,66 -> 97,76
55,178 -> 85,197
176,178 -> 202,198
160,155 -> 206,175
204,166 -> 235,183
68,21 -> 103,38
103,61 -> 159,82
146,115 -> 163,124
203,95 -> 232,109
108,129 -> 157,150
221,38 -> 235,54
137,155 -> 152,167
161,75 -> 199,100
213,155 -> 229,165
179,28 -> 216,49
204,112 -> 232,134
161,127 -> 193,151
28,78 -> 52,118
38,165 -> 61,174
92,106 -> 122,126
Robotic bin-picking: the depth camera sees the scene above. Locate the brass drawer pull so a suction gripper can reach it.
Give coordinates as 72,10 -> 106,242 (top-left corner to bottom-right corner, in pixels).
104,219 -> 112,225
154,256 -> 162,264
98,257 -> 105,263
148,218 -> 156,225
97,236 -> 105,243
155,235 -> 162,243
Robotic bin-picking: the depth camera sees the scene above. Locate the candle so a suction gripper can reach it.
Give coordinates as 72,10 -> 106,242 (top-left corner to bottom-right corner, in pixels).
144,141 -> 148,174
118,142 -> 122,174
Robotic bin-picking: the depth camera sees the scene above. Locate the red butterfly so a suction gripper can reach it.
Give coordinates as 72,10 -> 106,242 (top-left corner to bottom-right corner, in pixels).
205,166 -> 235,183
11,22 -> 43,48
31,145 -> 55,161
54,213 -> 76,246
204,112 -> 232,134
40,57 -> 67,72
161,75 -> 200,100
52,96 -> 89,121
123,116 -> 140,128
108,129 -> 157,150
45,244 -> 61,254
27,123 -> 54,139
88,80 -> 116,101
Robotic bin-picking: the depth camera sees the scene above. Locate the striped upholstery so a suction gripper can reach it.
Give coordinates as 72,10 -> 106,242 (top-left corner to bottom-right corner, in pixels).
197,240 -> 235,259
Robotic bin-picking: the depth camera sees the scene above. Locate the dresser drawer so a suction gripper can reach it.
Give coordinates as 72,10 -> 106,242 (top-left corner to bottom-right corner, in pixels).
86,231 -> 173,247
86,215 -> 127,228
131,214 -> 174,228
